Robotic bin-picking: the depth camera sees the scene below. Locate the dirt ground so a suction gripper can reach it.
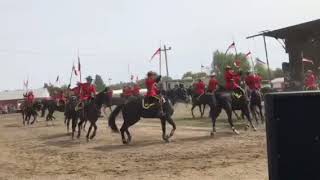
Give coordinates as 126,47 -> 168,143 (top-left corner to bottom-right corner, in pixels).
0,105 -> 267,180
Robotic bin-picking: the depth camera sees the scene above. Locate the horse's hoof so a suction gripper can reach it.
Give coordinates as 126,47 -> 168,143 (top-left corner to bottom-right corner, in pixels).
232,128 -> 240,135
210,131 -> 215,137
253,127 -> 257,131
122,140 -> 128,144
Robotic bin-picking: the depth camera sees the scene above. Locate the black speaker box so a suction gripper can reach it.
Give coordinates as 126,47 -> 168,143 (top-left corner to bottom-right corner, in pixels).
265,91 -> 320,180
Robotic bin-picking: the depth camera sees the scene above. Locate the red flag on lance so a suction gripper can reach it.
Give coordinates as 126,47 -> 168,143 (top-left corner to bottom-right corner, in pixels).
256,58 -> 266,65
302,57 -> 314,64
72,64 -> 78,76
225,42 -> 236,54
56,76 -> 59,83
150,48 -> 161,61
78,56 -> 81,72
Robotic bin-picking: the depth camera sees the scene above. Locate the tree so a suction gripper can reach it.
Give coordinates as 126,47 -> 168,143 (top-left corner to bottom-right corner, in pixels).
181,71 -> 207,80
211,50 -> 251,85
254,64 -> 269,80
272,68 -> 284,79
94,74 -> 106,92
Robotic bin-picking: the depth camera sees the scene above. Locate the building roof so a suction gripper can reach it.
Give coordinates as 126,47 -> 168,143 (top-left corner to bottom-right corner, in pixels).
247,19 -> 320,39
0,88 -> 50,101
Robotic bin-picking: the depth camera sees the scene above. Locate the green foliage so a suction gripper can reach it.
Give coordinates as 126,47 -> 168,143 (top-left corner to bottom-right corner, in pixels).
254,64 -> 269,80
182,71 -> 207,80
211,50 -> 251,85
94,74 -> 106,92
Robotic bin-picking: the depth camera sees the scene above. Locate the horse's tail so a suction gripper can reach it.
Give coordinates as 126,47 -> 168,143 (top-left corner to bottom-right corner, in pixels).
108,104 -> 123,133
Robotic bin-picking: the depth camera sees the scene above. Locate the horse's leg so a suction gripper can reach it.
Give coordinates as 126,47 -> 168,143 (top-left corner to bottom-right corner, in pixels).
191,104 -> 196,119
224,104 -> 239,135
210,106 -> 221,136
120,122 -> 128,144
71,116 -> 78,139
166,116 -> 176,139
198,104 -> 202,118
86,122 -> 93,142
83,119 -> 87,132
258,104 -> 264,124
243,106 -> 256,131
160,118 -> 169,142
77,117 -> 84,139
31,113 -> 37,125
250,104 -> 259,124
201,104 -> 206,118
233,110 -> 241,121
90,120 -> 98,140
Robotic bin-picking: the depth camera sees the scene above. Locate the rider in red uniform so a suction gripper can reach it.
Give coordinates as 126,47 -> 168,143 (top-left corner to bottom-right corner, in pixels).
132,84 -> 141,96
208,73 -> 218,93
79,76 -> 97,101
145,71 -> 163,115
245,72 -> 257,90
305,70 -> 318,90
25,91 -> 35,104
122,86 -> 133,97
254,73 -> 262,90
225,66 -> 238,90
195,79 -> 206,96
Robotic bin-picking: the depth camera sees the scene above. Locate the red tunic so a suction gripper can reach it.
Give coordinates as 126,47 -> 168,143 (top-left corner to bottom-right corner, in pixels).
225,70 -> 235,90
195,81 -> 206,95
208,78 -> 218,92
80,83 -> 97,100
254,75 -> 262,89
27,94 -> 35,103
132,85 -> 141,96
146,78 -> 159,97
305,74 -> 317,89
245,75 -> 256,90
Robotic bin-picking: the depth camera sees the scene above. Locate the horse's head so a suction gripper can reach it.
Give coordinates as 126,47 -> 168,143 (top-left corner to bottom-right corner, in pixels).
95,88 -> 112,107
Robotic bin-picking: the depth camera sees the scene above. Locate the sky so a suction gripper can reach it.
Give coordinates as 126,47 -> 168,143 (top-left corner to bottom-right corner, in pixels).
0,0 -> 319,90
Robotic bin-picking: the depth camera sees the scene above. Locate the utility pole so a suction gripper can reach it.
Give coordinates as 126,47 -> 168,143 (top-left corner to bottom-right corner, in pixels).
263,35 -> 272,87
161,45 -> 172,77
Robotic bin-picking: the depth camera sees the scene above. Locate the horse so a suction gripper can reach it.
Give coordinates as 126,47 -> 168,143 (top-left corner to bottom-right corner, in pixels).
210,87 -> 256,135
165,87 -> 190,106
188,88 -> 210,118
76,89 -> 111,141
249,90 -> 264,124
108,95 -> 178,144
40,99 -> 65,122
21,101 -> 42,125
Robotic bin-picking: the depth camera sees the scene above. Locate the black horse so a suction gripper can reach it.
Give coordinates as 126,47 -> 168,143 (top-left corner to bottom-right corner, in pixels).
108,95 -> 177,144
249,90 -> 264,124
165,87 -> 190,105
76,89 -> 111,141
189,90 -> 208,119
21,101 -> 42,125
210,87 -> 256,135
40,99 -> 65,121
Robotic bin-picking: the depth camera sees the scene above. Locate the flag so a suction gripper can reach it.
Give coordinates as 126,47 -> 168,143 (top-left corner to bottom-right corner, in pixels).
130,75 -> 134,81
256,58 -> 266,65
23,80 -> 28,88
245,51 -> 251,58
302,57 -> 314,64
55,76 -> 59,83
201,64 -> 204,68
225,42 -> 235,54
150,48 -> 161,61
78,56 -> 81,72
72,64 -> 78,76
234,59 -> 241,68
